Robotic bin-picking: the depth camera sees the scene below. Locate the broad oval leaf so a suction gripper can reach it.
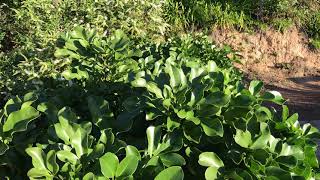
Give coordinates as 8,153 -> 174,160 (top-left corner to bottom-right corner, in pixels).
154,166 -> 184,180
27,168 -> 51,178
57,150 -> 79,165
99,152 -> 119,178
198,152 -> 224,168
3,106 -> 40,133
200,118 -> 224,137
125,145 -> 141,160
83,172 -> 95,180
115,155 -> 139,178
234,129 -> 252,148
165,64 -> 187,91
205,92 -> 230,107
160,153 -> 186,167
205,167 -> 219,180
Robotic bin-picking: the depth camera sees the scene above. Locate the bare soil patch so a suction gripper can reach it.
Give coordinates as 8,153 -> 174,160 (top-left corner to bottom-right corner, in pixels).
211,27 -> 320,121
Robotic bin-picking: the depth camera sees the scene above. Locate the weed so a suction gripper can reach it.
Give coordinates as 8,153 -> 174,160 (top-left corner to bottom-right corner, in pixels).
310,39 -> 320,49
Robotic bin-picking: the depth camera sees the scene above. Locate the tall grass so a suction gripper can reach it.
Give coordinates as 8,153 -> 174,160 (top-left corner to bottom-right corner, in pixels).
164,0 -> 320,32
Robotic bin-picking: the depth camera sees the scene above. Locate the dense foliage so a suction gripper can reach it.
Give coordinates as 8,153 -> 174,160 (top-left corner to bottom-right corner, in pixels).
1,0 -> 320,179
0,27 -> 319,179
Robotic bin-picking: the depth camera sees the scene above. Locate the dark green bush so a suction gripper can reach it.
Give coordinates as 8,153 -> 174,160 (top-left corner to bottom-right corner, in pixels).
306,12 -> 320,39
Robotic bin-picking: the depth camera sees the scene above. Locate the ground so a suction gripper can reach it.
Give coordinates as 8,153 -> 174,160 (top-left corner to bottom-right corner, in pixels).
211,27 -> 320,122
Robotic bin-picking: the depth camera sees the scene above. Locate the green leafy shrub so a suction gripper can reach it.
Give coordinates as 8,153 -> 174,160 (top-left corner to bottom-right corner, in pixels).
0,0 -> 170,55
310,39 -> 320,49
306,12 -> 320,40
0,28 -> 319,179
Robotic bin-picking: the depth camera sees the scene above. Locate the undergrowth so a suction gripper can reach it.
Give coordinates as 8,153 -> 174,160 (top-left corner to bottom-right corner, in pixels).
164,0 -> 320,38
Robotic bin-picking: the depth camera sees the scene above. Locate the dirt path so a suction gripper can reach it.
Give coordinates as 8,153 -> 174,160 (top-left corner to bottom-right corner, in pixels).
265,79 -> 320,121
211,27 -> 320,122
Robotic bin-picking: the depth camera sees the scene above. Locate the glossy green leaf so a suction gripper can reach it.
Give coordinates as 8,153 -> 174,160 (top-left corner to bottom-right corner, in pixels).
58,107 -> 77,123
46,150 -> 59,174
160,153 -> 186,167
54,108 -> 78,144
252,149 -> 269,165
250,133 -> 271,150
54,49 -> 73,57
255,106 -> 272,122
165,64 -> 187,91
125,145 -> 141,160
83,172 -> 95,180
205,167 -> 219,180
154,166 -> 184,180
234,129 -> 252,148
207,61 -> 218,72
147,82 -> 163,99
201,118 -> 224,137
27,168 -> 51,178
249,81 -> 263,96
261,91 -> 285,105
198,152 -> 224,168
116,155 -> 139,177
26,147 -> 46,170
205,92 -> 230,107
3,106 -> 40,133
304,146 -> 319,168
71,127 -> 88,157
54,123 -> 73,144
147,126 -> 161,156
282,105 -> 289,121
99,152 -> 119,178
57,150 -> 78,165
146,156 -> 161,167
114,110 -> 137,132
